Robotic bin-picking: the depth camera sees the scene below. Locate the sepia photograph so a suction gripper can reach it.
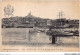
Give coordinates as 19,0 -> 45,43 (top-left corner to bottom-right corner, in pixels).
0,0 -> 79,52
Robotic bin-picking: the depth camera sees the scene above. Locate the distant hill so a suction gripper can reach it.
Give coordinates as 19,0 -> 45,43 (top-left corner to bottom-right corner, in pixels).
2,12 -> 79,28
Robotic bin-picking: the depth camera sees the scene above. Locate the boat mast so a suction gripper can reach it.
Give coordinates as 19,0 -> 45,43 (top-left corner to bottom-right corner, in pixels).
57,11 -> 64,43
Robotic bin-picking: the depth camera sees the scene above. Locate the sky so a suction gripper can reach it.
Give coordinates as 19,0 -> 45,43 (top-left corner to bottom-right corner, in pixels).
0,0 -> 79,20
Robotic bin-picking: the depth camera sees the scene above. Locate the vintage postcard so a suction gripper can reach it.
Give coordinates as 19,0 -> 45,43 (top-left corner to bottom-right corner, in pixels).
0,0 -> 79,52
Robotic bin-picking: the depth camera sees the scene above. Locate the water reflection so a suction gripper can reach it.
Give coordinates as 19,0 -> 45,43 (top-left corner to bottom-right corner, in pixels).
2,28 -> 79,45
28,30 -> 51,43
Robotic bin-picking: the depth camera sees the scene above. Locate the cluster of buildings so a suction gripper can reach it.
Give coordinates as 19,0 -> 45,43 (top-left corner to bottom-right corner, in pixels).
2,12 -> 51,28
51,18 -> 79,28
2,12 -> 79,28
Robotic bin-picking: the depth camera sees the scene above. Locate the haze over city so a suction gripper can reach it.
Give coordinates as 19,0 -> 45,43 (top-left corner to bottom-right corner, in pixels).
1,0 -> 79,20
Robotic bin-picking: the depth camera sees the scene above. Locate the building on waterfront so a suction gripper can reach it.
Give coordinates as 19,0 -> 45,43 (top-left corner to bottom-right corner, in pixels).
2,12 -> 48,28
2,12 -> 79,28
